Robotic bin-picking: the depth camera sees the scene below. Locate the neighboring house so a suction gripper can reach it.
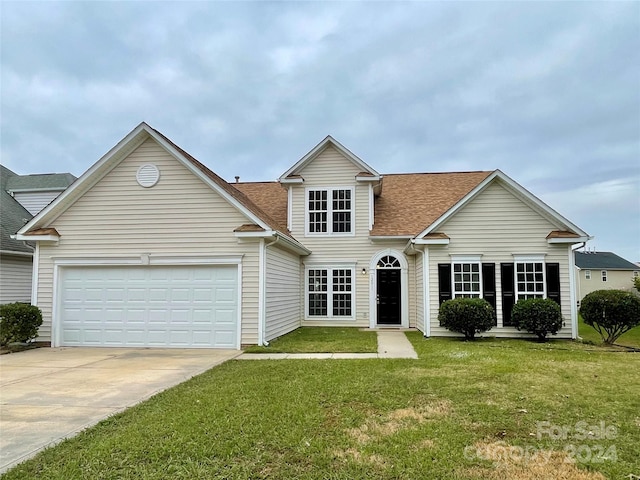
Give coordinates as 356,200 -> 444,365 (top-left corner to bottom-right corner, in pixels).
574,251 -> 640,301
1,166 -> 76,304
5,171 -> 77,216
17,123 -> 590,349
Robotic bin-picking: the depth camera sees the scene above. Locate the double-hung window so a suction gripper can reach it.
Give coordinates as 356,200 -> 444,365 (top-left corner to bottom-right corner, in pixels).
585,270 -> 591,280
307,188 -> 353,235
453,262 -> 481,298
307,268 -> 353,317
516,261 -> 545,300
601,270 -> 607,282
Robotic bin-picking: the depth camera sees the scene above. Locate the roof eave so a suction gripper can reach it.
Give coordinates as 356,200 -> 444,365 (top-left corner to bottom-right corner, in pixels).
548,236 -> 591,244
369,235 -> 413,242
234,230 -> 311,256
413,238 -> 450,245
280,177 -> 304,184
15,233 -> 59,243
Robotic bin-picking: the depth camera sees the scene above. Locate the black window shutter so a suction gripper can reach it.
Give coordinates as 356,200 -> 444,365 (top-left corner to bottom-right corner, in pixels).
546,263 -> 561,305
501,263 -> 515,326
438,264 -> 452,305
482,263 -> 497,324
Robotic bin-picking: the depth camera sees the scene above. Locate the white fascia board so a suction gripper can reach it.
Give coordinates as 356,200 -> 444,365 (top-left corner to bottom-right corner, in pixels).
9,187 -> 66,194
146,129 -> 271,231
280,177 -> 304,184
17,122 -> 151,235
15,234 -> 59,242
369,235 -> 413,241
0,249 -> 34,257
234,230 -> 275,238
548,236 -> 591,244
234,230 -> 310,255
355,175 -> 381,182
416,170 -> 590,239
413,238 -> 450,245
278,135 -> 380,181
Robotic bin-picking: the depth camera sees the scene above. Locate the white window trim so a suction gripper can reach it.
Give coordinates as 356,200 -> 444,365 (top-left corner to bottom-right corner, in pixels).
515,259 -> 546,300
601,270 -> 607,282
305,265 -> 356,319
305,186 -> 355,237
585,269 -> 591,280
452,261 -> 483,298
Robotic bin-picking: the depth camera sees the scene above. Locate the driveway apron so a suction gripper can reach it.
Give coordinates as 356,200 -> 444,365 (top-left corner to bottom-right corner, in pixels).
0,347 -> 240,473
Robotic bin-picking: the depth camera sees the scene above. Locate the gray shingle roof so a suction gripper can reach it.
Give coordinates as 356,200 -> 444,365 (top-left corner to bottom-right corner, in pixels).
6,172 -> 76,192
574,251 -> 639,270
1,165 -> 34,254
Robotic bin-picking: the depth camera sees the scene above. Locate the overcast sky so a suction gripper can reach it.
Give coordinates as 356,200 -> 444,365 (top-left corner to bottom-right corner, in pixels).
1,1 -> 638,262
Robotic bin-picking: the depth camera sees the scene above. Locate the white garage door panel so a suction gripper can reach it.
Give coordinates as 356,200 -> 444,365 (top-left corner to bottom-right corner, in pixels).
59,265 -> 238,348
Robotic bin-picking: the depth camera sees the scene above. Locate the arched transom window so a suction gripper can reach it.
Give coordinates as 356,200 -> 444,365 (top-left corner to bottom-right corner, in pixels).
377,256 -> 401,268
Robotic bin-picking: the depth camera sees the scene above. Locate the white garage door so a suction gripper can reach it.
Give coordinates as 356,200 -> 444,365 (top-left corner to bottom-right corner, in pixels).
58,265 -> 238,348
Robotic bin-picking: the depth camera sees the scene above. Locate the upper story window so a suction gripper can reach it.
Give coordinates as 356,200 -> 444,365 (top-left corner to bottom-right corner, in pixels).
601,270 -> 607,282
307,188 -> 353,235
516,261 -> 544,300
585,270 -> 591,280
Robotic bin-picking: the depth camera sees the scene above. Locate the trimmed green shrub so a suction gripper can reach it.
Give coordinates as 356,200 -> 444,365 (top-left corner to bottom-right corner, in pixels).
0,303 -> 43,346
512,298 -> 564,341
580,290 -> 640,344
438,298 -> 495,340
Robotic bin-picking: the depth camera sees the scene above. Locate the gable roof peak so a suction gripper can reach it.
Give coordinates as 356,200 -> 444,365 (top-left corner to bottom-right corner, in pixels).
279,135 -> 379,181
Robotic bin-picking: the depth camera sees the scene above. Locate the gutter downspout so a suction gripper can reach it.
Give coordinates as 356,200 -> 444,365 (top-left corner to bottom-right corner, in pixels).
569,243 -> 583,340
259,235 -> 281,346
406,240 -> 430,337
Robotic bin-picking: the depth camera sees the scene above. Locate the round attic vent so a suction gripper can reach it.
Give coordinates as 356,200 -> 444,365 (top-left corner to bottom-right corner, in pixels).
136,164 -> 160,187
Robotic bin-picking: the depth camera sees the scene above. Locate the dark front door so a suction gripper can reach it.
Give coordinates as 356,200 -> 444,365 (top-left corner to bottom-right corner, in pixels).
377,269 -> 401,325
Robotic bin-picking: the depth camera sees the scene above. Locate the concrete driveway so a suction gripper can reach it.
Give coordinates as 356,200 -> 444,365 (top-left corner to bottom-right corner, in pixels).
0,347 -> 240,473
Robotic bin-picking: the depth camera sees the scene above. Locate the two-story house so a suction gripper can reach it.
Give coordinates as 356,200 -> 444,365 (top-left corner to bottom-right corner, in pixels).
1,165 -> 76,304
574,251 -> 639,302
17,123 -> 589,349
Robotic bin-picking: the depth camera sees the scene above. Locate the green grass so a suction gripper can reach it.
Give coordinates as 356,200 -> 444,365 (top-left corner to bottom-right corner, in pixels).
4,335 -> 639,479
578,314 -> 640,348
243,327 -> 378,353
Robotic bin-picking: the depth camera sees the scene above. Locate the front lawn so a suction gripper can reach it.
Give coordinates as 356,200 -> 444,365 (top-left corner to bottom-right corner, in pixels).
4,335 -> 639,479
243,327 -> 378,353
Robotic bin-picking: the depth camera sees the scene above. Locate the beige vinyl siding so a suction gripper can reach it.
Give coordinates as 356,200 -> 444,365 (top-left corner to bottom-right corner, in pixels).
14,191 -> 63,216
0,254 -> 33,304
289,145 -> 416,327
427,181 -> 573,338
577,269 -> 639,301
265,245 -> 302,341
34,138 -> 260,344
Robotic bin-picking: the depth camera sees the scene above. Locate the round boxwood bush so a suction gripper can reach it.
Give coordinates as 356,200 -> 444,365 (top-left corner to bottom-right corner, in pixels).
438,297 -> 495,340
512,298 -> 563,341
0,302 -> 43,346
580,289 -> 640,344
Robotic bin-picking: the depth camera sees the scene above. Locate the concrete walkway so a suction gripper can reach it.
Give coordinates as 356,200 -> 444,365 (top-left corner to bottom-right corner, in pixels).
239,330 -> 418,360
0,347 -> 240,473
